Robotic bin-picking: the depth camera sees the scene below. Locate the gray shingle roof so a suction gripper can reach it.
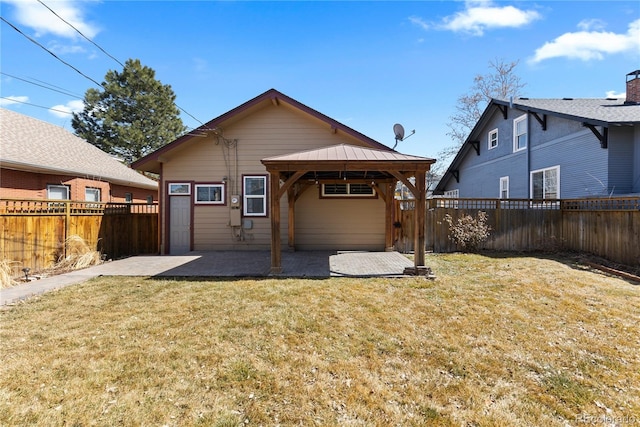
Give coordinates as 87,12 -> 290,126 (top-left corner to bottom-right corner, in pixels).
494,98 -> 640,125
0,108 -> 157,190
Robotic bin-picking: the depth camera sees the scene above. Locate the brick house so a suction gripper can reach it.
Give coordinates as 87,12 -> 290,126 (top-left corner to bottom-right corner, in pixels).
1,108 -> 157,203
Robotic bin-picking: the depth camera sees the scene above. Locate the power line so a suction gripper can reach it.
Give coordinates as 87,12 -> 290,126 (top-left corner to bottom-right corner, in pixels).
36,0 -> 205,126
0,97 -> 75,115
0,16 -> 103,88
0,72 -> 83,98
36,0 -> 125,69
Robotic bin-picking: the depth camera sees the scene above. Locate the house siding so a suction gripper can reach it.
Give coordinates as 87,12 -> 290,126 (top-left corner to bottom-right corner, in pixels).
529,129 -> 608,198
634,126 -> 640,193
295,189 -> 385,250
608,127 -> 635,195
160,103 -> 384,252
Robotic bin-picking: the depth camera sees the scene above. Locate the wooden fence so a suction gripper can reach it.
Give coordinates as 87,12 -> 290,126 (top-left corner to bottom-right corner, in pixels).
1,199 -> 158,277
395,197 -> 640,267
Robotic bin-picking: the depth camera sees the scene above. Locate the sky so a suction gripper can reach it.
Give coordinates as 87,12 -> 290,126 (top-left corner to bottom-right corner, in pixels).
1,0 -> 639,166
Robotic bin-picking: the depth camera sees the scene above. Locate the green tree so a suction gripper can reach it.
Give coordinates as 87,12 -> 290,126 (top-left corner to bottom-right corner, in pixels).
437,58 -> 526,171
72,59 -> 186,164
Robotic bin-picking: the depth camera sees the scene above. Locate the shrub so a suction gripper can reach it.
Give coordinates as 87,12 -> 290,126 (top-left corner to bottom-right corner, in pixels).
444,211 -> 491,252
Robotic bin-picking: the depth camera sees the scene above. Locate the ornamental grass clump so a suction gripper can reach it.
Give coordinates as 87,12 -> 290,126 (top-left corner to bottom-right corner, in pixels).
0,260 -> 19,289
53,235 -> 102,272
444,211 -> 491,252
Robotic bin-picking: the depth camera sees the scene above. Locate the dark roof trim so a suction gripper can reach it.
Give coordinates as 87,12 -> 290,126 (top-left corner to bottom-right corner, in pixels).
493,99 -> 615,127
132,89 -> 392,171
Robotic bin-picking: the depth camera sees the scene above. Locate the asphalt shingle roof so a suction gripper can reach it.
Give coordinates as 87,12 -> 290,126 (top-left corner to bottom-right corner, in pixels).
494,98 -> 640,125
0,108 -> 157,190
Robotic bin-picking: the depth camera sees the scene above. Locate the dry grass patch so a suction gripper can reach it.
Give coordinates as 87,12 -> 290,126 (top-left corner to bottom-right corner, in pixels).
1,253 -> 638,426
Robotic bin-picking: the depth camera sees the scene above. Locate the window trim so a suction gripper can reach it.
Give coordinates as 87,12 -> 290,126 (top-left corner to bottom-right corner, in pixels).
320,183 -> 377,199
488,128 -> 498,150
194,183 -> 226,205
85,187 -> 101,203
168,183 -> 191,195
513,115 -> 528,152
499,176 -> 509,199
243,175 -> 268,217
530,165 -> 560,200
47,184 -> 70,200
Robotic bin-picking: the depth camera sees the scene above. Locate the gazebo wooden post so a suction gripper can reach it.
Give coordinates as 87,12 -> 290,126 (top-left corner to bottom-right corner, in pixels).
269,171 -> 283,273
287,187 -> 296,249
385,182 -> 394,251
414,170 -> 426,268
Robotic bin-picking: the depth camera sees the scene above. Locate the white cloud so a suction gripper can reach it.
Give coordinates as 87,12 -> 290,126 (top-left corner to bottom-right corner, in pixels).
413,0 -> 541,36
0,95 -> 29,107
605,90 -> 625,99
531,19 -> 640,63
4,0 -> 100,39
49,99 -> 84,118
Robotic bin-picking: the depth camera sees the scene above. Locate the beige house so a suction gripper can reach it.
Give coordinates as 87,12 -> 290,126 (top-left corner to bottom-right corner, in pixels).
132,89 -> 434,272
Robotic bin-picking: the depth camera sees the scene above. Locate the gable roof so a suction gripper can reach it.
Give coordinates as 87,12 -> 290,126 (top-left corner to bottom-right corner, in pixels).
0,108 -> 157,190
493,97 -> 640,126
132,89 -> 394,174
434,97 -> 640,194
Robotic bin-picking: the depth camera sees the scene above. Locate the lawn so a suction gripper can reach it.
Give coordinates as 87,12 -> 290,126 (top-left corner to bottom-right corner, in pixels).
1,253 -> 638,426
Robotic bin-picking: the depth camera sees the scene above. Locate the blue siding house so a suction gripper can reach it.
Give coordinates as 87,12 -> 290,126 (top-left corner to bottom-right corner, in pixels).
435,71 -> 640,199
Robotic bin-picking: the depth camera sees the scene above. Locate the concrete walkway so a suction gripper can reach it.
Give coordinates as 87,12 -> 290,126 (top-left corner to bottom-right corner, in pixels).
1,251 -> 415,306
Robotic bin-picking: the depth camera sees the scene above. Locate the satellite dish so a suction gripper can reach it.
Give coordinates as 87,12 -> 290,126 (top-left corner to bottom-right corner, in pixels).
392,123 -> 415,149
393,123 -> 405,141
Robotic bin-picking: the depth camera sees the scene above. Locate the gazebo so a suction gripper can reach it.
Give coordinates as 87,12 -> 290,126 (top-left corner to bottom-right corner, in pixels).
261,144 -> 435,274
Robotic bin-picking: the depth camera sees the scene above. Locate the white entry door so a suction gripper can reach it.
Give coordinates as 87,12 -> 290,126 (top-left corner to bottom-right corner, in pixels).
169,196 -> 191,254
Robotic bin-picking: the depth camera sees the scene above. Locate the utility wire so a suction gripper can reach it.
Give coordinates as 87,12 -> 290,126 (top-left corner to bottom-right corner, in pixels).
36,0 -> 125,69
37,0 -> 205,126
0,16 -> 103,88
0,72 -> 83,98
1,96 -> 75,115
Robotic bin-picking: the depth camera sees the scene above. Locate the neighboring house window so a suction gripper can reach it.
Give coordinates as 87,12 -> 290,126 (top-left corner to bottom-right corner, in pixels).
243,175 -> 267,217
513,115 -> 527,152
500,176 -> 509,199
85,187 -> 101,202
47,184 -> 69,200
168,183 -> 191,195
125,193 -> 133,203
531,166 -> 560,199
195,184 -> 225,205
146,195 -> 153,204
488,129 -> 498,150
321,183 -> 375,197
444,189 -> 459,198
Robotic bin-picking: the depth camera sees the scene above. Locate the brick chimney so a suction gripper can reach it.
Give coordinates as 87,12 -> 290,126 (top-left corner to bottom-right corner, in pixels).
626,70 -> 640,104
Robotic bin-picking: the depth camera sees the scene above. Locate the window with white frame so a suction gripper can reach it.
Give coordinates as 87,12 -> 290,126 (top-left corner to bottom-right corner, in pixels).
513,115 -> 527,151
243,175 -> 267,216
531,166 -> 559,199
85,187 -> 101,202
168,183 -> 191,195
321,183 -> 375,197
499,176 -> 509,199
125,193 -> 133,203
488,128 -> 498,150
195,184 -> 225,204
47,184 -> 69,200
444,189 -> 459,198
